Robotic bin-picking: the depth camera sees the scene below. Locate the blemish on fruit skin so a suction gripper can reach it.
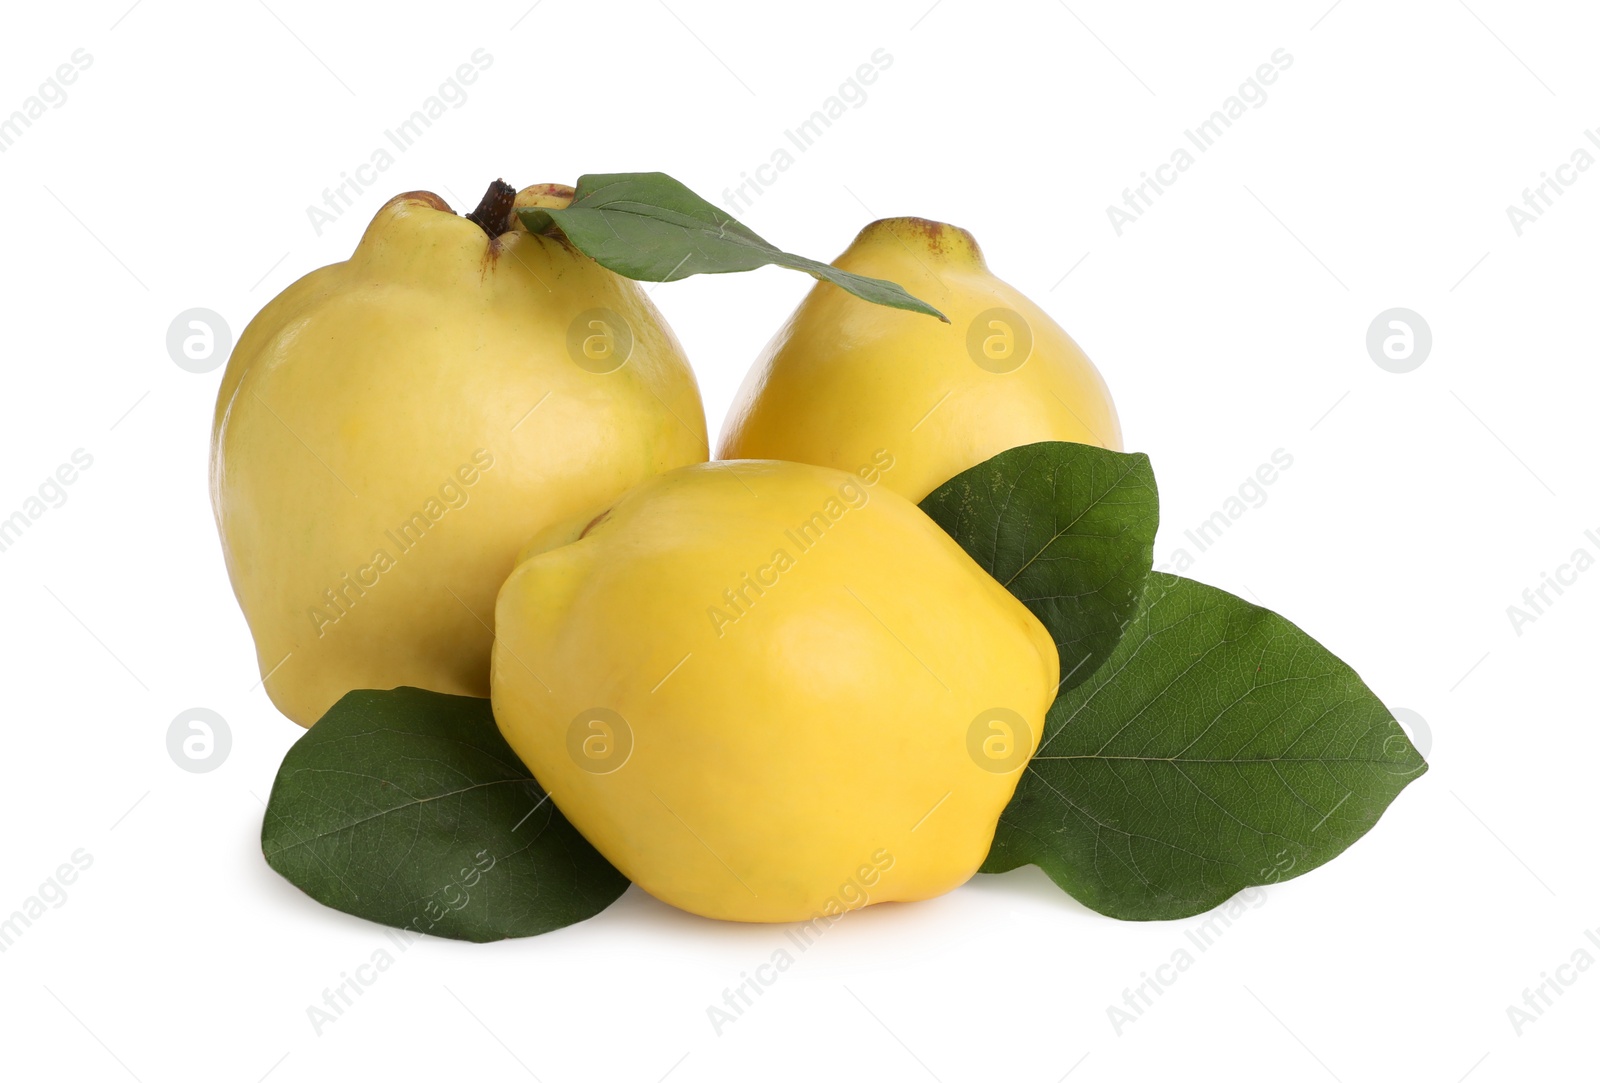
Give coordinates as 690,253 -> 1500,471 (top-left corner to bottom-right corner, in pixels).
864,217 -> 980,261
398,191 -> 453,214
902,217 -> 950,252
479,239 -> 503,279
579,508 -> 613,538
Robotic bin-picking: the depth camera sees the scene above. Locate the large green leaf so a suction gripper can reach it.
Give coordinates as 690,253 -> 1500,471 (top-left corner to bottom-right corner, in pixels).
518,172 -> 948,321
261,688 -> 628,941
920,441 -> 1158,697
982,575 -> 1427,920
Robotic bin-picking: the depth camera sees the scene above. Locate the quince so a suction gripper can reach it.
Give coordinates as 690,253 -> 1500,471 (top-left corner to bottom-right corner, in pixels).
490,457 -> 1057,922
212,182 -> 707,727
719,217 -> 1122,501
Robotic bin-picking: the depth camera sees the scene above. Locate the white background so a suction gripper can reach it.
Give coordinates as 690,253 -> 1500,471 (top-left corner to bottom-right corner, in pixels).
1,1 -> 1595,1080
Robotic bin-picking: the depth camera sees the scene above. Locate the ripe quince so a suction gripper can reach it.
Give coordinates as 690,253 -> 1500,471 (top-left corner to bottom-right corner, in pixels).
490,457 -> 1057,922
212,182 -> 708,727
719,217 -> 1122,501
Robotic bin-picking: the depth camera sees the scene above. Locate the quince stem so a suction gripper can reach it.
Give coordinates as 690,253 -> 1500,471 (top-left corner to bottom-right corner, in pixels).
466,179 -> 517,238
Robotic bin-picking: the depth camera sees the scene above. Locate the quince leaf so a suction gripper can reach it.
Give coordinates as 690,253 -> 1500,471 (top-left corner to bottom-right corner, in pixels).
261,688 -> 628,942
982,574 -> 1428,920
920,441 -> 1159,697
519,172 -> 949,321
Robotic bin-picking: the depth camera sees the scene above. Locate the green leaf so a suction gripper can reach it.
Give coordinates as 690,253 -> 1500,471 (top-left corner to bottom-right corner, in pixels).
982,575 -> 1428,920
519,172 -> 948,321
919,441 -> 1159,697
261,687 -> 628,942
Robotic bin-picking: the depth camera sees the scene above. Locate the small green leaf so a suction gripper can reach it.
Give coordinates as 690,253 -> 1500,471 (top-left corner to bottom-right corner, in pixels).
261,688 -> 628,942
519,172 -> 948,321
920,441 -> 1159,696
982,575 -> 1428,920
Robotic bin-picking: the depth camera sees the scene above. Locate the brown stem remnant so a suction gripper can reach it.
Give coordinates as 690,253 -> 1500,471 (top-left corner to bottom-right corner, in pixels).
466,179 -> 517,238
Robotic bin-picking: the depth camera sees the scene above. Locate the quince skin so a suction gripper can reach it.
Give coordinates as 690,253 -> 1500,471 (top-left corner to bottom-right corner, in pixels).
212,183 -> 707,727
491,458 -> 1057,922
720,217 -> 1121,501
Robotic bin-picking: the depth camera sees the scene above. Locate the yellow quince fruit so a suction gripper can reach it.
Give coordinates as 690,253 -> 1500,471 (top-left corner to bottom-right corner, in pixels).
212,182 -> 708,727
719,217 -> 1122,501
490,457 -> 1057,922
